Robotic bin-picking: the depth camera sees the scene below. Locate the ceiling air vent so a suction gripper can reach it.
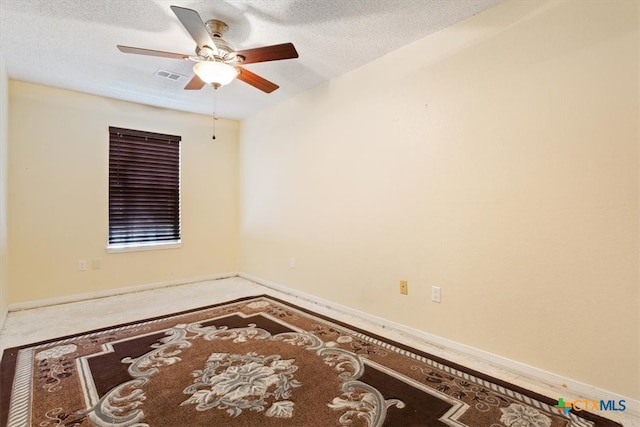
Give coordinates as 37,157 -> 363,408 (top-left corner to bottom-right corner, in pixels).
154,69 -> 188,82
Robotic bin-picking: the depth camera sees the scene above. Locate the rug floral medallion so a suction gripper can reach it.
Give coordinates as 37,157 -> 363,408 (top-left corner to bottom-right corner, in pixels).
0,296 -> 620,426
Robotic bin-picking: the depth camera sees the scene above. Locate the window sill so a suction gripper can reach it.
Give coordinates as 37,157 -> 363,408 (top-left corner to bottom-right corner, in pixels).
106,241 -> 182,253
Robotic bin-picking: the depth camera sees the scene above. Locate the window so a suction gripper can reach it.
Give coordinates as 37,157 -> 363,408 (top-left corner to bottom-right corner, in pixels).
108,127 -> 181,250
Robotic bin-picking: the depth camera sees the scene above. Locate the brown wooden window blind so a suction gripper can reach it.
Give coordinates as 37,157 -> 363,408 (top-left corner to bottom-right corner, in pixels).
108,127 -> 181,246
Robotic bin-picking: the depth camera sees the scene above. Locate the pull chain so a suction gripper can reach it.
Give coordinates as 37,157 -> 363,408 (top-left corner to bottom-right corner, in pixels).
212,86 -> 219,140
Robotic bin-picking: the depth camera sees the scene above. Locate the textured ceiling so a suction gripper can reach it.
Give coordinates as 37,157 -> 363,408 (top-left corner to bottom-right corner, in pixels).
0,0 -> 503,119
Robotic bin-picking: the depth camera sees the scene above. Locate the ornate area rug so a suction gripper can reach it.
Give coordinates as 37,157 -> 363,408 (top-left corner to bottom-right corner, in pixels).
1,295 -> 621,426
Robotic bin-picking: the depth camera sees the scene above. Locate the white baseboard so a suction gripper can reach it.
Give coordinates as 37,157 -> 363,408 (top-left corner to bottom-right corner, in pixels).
7,272 -> 239,312
240,272 -> 640,422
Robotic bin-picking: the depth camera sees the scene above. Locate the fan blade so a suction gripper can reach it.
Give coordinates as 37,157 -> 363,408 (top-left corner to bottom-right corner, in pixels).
184,75 -> 206,90
235,43 -> 298,65
236,66 -> 279,93
170,5 -> 218,54
117,45 -> 190,60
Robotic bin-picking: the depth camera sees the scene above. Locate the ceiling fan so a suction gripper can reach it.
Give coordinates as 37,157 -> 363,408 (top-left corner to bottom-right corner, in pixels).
117,5 -> 298,93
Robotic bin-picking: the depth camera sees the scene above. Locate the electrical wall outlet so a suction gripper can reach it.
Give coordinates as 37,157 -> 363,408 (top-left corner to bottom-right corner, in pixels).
431,286 -> 441,303
78,259 -> 87,271
400,280 -> 408,295
289,257 -> 296,269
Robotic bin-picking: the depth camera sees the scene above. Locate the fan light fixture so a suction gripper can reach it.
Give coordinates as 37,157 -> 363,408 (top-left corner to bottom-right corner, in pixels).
193,61 -> 238,87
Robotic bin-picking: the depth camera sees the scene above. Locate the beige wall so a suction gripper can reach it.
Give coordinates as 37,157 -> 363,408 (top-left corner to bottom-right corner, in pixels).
8,82 -> 239,303
0,53 -> 8,323
239,0 -> 639,399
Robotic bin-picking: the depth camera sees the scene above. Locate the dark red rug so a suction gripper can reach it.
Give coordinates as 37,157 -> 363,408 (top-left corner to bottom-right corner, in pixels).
0,295 -> 621,426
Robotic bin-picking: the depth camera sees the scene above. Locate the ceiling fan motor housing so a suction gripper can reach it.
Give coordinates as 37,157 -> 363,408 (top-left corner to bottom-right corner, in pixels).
199,20 -> 236,61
